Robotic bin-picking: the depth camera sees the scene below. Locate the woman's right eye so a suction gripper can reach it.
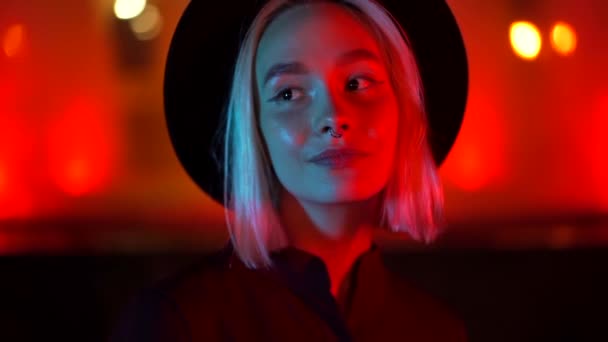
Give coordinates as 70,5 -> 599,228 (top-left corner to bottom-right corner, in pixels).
271,88 -> 303,102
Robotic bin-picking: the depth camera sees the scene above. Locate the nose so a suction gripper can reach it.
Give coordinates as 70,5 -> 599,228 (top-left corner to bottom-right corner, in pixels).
320,119 -> 349,137
314,86 -> 351,138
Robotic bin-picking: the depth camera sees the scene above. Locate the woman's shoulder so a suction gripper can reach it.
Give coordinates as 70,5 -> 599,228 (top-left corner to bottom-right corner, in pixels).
146,242 -> 240,320
109,244 -> 234,342
157,242 -> 234,294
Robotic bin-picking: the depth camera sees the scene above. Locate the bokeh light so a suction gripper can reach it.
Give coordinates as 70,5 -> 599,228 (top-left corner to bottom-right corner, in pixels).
510,21 -> 542,60
47,96 -> 117,197
551,22 -> 577,56
128,4 -> 162,41
114,0 -> 147,20
3,24 -> 25,57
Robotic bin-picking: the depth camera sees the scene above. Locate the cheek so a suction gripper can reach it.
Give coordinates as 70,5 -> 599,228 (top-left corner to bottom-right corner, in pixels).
359,97 -> 399,142
261,114 -> 308,156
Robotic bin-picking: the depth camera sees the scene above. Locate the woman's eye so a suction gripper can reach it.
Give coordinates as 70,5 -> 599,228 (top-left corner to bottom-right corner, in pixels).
346,77 -> 376,91
272,88 -> 303,102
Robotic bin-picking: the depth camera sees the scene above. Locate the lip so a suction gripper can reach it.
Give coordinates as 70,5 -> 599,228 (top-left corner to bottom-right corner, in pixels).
308,148 -> 370,163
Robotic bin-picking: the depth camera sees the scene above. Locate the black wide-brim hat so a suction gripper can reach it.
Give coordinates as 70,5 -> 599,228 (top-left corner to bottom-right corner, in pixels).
164,0 -> 469,207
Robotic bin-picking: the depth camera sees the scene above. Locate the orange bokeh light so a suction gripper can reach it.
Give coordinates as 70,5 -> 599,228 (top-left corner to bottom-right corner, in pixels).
551,22 -> 577,56
3,24 -> 25,58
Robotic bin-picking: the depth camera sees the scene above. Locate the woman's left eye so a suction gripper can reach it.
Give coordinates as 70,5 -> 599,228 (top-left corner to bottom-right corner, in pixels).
346,77 -> 376,91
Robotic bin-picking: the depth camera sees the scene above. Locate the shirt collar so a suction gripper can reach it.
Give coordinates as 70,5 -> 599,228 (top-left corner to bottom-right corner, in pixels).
221,239 -> 383,281
268,242 -> 380,293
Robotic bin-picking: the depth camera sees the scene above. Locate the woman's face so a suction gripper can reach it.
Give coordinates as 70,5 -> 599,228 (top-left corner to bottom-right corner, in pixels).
255,3 -> 399,204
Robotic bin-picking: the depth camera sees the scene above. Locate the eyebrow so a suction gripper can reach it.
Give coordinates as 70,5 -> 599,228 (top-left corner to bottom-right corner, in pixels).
262,48 -> 381,87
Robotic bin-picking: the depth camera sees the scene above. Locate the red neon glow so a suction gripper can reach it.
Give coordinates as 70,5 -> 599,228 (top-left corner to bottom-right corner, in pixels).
0,106 -> 35,219
589,92 -> 608,210
442,90 -> 506,192
0,162 -> 33,219
46,95 -> 118,197
0,164 -> 6,191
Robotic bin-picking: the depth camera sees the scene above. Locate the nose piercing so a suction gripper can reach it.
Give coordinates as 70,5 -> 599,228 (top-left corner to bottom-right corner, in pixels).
328,127 -> 343,138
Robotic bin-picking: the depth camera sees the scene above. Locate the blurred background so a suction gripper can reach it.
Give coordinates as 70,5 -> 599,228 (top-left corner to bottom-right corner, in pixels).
0,0 -> 607,341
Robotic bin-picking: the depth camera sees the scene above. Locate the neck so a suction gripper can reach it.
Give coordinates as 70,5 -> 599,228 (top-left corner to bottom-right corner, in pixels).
277,188 -> 381,295
278,188 -> 380,246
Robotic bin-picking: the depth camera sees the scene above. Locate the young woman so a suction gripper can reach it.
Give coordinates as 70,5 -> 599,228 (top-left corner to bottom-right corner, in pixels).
112,0 -> 469,340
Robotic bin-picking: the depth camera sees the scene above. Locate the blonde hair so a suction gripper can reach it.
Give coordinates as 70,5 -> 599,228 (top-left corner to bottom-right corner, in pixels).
222,0 -> 445,269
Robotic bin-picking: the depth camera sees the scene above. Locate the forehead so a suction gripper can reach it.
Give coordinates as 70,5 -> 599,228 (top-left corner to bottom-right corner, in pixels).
256,3 -> 382,71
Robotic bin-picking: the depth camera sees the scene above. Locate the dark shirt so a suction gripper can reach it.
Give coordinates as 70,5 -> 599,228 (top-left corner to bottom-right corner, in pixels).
110,242 -> 467,341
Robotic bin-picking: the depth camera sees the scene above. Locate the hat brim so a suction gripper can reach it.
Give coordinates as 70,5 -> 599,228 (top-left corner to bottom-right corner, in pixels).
164,0 -> 469,207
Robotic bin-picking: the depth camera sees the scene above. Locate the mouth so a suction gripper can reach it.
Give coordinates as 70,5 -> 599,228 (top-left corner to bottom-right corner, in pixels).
308,148 -> 370,168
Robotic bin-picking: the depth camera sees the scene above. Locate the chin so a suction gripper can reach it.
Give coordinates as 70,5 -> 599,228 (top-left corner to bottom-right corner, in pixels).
307,185 -> 385,204
281,169 -> 390,204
